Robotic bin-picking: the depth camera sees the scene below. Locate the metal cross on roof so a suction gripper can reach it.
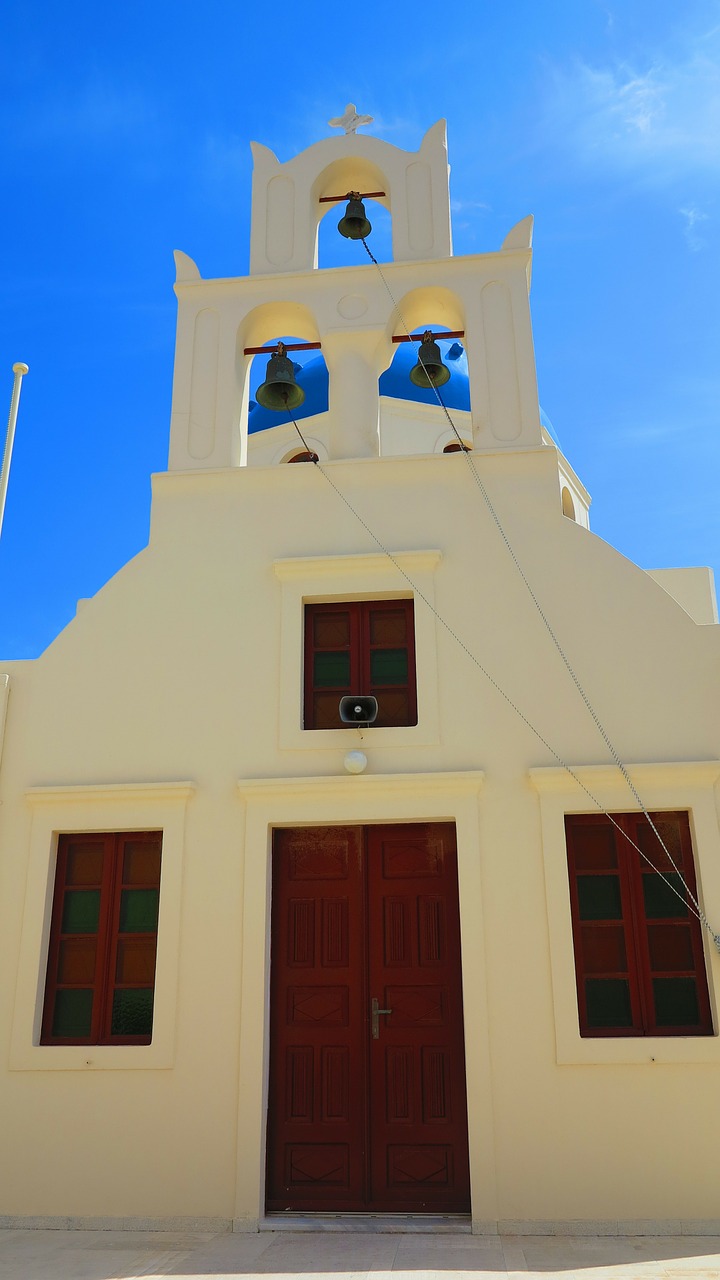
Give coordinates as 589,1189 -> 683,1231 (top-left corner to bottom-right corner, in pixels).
328,104 -> 374,135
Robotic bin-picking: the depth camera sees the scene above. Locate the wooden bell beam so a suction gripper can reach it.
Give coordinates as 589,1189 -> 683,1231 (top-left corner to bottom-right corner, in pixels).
243,341 -> 322,356
318,191 -> 386,203
392,331 -> 465,343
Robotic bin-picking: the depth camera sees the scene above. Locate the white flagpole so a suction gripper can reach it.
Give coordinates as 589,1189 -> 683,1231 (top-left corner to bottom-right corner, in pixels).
0,362 -> 29,539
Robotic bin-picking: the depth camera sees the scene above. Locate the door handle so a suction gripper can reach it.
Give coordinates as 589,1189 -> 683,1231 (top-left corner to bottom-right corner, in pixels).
371,996 -> 393,1039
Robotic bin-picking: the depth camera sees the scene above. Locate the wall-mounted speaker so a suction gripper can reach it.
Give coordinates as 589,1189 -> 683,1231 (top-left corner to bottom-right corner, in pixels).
339,695 -> 378,726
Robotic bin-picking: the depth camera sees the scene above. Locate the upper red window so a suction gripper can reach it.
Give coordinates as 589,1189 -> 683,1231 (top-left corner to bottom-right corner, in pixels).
41,831 -> 162,1045
304,599 -> 417,730
565,812 -> 712,1037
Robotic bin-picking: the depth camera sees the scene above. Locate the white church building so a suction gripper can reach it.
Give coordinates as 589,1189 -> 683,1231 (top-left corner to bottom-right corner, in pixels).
1,113 -> 719,1235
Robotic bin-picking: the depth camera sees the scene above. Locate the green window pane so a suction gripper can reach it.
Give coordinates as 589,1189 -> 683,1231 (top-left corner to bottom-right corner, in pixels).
585,978 -> 633,1028
61,889 -> 101,934
653,977 -> 700,1026
111,988 -> 154,1037
370,648 -> 408,685
313,651 -> 350,688
643,873 -> 689,919
52,988 -> 93,1038
577,875 -> 622,921
119,889 -> 159,933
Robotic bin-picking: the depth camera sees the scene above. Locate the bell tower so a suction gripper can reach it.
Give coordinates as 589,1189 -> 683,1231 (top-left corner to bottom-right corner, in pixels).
167,112 -> 545,472
249,116 -> 452,273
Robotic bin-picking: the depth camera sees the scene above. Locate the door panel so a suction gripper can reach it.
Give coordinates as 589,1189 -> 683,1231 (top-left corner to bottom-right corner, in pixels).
266,823 -> 470,1213
366,824 -> 470,1211
266,827 -> 366,1211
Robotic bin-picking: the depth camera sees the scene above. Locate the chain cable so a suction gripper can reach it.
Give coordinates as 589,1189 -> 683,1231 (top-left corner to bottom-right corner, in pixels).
274,241 -> 720,949
358,238 -> 719,948
285,413 -> 715,941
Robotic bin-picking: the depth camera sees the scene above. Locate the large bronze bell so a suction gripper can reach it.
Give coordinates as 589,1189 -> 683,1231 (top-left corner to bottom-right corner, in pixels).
255,342 -> 306,412
338,192 -> 372,240
409,331 -> 451,389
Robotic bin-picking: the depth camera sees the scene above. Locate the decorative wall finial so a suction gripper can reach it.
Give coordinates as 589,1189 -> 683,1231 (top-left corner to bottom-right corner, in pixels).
328,103 -> 374,135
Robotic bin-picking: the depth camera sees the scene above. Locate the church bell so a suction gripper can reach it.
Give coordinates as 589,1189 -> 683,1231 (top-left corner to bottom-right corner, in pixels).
337,192 -> 372,240
409,331 -> 451,389
255,343 -> 306,412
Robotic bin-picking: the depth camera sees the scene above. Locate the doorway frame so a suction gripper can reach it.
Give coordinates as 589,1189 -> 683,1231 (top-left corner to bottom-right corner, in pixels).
233,770 -> 495,1232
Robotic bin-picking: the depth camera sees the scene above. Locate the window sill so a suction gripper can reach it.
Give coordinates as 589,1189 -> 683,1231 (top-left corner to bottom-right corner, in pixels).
290,724 -> 427,750
12,1043 -> 172,1071
553,1034 -> 718,1067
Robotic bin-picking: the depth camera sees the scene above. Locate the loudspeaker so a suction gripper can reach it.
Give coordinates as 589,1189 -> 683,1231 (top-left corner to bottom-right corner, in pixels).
339,695 -> 378,726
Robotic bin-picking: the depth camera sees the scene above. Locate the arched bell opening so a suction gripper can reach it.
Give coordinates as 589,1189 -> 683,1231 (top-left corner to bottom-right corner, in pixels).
312,157 -> 391,268
379,326 -> 470,408
376,323 -> 471,458
389,285 -> 465,339
236,302 -> 321,465
246,335 -> 330,441
316,198 -> 392,269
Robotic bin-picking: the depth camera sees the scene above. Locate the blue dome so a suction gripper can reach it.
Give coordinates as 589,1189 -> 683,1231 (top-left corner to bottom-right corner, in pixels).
379,341 -> 471,411
248,354 -> 329,435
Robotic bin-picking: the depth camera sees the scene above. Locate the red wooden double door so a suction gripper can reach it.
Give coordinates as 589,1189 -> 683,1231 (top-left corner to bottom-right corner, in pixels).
266,823 -> 471,1213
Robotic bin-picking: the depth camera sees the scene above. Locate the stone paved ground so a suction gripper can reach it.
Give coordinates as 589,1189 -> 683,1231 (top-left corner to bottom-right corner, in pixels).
1,1229 -> 720,1280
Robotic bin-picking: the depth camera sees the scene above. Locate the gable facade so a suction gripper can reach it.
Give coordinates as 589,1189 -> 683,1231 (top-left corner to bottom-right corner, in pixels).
1,118 -> 719,1234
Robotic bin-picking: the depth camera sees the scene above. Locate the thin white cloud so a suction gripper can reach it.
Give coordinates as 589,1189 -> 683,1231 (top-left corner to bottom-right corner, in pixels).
540,29 -> 720,178
597,4 -> 615,33
679,204 -> 710,250
610,421 -> 685,444
368,111 -> 430,144
451,198 -> 492,213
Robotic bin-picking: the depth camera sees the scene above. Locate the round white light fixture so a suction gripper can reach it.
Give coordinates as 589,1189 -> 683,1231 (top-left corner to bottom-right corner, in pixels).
344,750 -> 368,775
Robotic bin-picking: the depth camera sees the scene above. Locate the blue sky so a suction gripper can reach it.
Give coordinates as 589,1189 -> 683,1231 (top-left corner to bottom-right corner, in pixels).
1,0 -> 718,656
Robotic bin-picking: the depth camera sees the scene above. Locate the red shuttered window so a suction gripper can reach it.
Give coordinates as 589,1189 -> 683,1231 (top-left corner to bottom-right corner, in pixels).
565,812 -> 712,1037
41,831 -> 162,1045
304,599 -> 418,730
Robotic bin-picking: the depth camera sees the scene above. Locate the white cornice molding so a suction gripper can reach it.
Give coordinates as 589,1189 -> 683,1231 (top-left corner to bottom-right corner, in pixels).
237,770 -> 484,800
173,250 -> 531,295
272,550 -> 442,580
529,761 -> 720,793
25,782 -> 196,806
